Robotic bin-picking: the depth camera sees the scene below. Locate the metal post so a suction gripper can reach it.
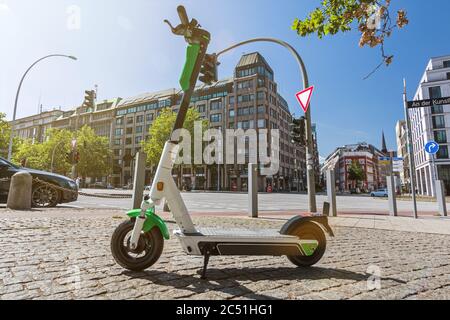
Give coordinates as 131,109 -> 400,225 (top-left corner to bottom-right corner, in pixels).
132,152 -> 147,209
326,169 -> 337,217
435,180 -> 447,217
217,37 -> 316,212
403,79 -> 418,219
248,163 -> 258,218
387,175 -> 398,216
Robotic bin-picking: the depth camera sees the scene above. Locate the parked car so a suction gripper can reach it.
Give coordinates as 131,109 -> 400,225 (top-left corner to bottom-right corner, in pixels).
370,189 -> 388,197
0,157 -> 78,207
122,183 -> 133,190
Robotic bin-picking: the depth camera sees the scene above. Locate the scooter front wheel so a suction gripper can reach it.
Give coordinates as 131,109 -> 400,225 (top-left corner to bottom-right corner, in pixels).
111,220 -> 164,271
286,221 -> 326,267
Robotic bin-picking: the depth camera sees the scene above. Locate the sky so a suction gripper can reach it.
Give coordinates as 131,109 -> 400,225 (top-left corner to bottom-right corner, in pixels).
1,0 -> 450,159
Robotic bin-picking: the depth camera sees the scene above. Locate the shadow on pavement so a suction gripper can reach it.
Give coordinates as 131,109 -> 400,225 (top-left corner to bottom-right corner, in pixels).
123,266 -> 406,299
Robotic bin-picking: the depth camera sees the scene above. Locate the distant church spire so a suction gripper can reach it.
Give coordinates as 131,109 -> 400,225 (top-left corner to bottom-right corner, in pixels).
381,131 -> 388,154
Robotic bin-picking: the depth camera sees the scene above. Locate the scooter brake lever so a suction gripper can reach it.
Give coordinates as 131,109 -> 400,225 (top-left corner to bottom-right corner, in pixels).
164,19 -> 185,36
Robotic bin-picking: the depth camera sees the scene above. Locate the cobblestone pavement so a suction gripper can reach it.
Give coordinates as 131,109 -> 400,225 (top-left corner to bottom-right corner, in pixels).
0,209 -> 449,300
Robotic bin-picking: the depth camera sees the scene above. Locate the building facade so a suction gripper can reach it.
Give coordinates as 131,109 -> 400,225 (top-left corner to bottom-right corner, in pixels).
110,52 -> 310,191
10,109 -> 64,144
9,52 -> 318,192
322,142 -> 385,192
408,55 -> 450,196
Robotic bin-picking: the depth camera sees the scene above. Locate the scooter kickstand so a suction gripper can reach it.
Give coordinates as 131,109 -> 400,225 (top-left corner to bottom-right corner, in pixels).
200,251 -> 210,280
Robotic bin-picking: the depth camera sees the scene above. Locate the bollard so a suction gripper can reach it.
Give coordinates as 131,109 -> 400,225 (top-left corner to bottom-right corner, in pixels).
132,152 -> 147,209
7,171 -> 32,210
387,175 -> 397,216
248,163 -> 258,218
326,169 -> 337,217
435,180 -> 447,217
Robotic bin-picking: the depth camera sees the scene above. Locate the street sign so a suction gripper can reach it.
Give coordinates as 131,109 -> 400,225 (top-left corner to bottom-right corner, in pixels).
295,86 -> 314,113
407,96 -> 450,109
425,141 -> 439,155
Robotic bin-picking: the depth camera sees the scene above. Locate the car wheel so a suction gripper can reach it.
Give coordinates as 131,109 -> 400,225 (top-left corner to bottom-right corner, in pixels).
32,184 -> 60,208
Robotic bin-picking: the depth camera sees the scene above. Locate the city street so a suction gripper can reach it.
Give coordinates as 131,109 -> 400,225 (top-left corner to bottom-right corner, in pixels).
1,208 -> 449,300
72,190 -> 446,217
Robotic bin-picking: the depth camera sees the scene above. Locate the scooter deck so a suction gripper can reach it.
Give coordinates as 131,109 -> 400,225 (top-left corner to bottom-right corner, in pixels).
195,227 -> 297,239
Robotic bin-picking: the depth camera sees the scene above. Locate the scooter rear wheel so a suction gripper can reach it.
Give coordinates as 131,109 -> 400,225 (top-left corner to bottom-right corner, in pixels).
286,221 -> 326,267
111,220 -> 164,271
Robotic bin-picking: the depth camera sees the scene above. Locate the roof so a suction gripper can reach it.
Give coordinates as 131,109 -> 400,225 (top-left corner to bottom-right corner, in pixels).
236,52 -> 272,72
116,88 -> 179,107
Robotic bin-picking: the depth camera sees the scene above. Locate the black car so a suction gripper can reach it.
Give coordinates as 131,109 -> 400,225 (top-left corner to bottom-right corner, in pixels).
0,157 -> 78,207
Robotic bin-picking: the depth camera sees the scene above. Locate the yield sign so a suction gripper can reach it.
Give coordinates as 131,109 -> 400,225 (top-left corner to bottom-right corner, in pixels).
296,86 -> 314,113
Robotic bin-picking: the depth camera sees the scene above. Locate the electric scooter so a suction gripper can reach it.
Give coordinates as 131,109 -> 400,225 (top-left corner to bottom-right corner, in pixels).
111,5 -> 334,279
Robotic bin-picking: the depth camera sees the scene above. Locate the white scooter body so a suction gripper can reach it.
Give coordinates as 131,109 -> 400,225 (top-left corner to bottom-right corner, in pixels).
130,141 -> 316,257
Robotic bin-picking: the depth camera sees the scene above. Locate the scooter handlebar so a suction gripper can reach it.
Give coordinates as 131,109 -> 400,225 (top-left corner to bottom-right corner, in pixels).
177,5 -> 189,26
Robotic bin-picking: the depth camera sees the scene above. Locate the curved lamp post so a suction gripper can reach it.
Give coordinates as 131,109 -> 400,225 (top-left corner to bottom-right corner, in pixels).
216,38 -> 317,212
7,54 -> 77,161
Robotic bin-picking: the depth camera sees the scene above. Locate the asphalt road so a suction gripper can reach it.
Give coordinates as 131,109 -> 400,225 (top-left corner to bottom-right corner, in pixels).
69,189 -> 444,216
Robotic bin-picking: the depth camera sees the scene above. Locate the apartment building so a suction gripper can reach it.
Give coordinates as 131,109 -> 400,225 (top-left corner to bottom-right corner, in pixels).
9,52 -> 315,191
322,142 -> 385,192
111,52 -> 309,191
10,109 -> 63,143
408,55 -> 450,196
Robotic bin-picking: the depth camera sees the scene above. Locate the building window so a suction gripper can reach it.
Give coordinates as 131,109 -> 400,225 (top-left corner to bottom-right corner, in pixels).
447,72 -> 450,80
229,110 -> 235,118
210,100 -> 222,110
127,117 -> 134,124
136,115 -> 144,123
257,105 -> 265,114
434,130 -> 447,143
210,114 -> 222,122
257,119 -> 266,128
126,127 -> 133,134
429,86 -> 442,99
114,128 -> 123,136
114,138 -> 122,145
116,118 -> 124,125
125,138 -> 132,145
135,136 -> 143,144
432,105 -> 443,114
237,94 -> 254,103
229,96 -> 235,105
257,91 -> 266,101
432,115 -> 445,129
237,80 -> 253,90
444,60 -> 450,68
197,104 -> 206,113
146,113 -> 154,122
437,145 -> 449,159
136,126 -> 143,134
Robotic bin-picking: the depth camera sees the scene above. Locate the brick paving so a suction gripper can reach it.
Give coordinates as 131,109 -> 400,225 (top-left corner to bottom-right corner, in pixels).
0,208 -> 449,300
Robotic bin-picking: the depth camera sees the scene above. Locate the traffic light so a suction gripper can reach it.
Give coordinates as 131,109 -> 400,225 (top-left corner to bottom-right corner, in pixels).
290,117 -> 306,145
82,90 -> 96,111
74,151 -> 80,164
199,53 -> 218,85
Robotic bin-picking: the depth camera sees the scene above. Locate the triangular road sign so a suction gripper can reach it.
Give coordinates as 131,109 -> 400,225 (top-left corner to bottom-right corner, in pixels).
296,86 -> 314,113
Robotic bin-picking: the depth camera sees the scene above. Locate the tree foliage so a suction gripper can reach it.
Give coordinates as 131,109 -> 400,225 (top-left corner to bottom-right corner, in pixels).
347,160 -> 365,182
142,107 -> 208,167
13,126 -> 111,177
75,125 -> 112,178
0,112 -> 20,158
292,0 -> 409,76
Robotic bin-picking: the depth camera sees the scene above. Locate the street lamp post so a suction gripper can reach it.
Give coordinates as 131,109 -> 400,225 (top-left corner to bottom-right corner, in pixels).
216,38 -> 317,212
7,54 -> 77,161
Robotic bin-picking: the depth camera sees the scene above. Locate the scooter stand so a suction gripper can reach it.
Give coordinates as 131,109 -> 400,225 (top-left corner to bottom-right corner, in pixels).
198,245 -> 213,279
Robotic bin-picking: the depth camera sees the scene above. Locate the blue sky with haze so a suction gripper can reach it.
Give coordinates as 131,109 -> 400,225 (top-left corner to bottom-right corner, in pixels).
1,0 -> 450,158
